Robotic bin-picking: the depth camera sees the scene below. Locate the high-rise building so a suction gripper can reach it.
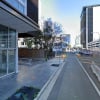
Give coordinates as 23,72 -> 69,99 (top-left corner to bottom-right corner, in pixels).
61,34 -> 70,45
80,6 -> 93,48
0,0 -> 40,77
80,5 -> 100,49
43,18 -> 53,36
53,22 -> 62,35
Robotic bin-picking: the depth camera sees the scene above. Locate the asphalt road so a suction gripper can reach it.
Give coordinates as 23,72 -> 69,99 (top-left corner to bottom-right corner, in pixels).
47,53 -> 100,100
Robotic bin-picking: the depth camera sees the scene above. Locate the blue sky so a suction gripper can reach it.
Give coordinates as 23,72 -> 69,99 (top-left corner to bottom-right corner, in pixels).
40,0 -> 100,46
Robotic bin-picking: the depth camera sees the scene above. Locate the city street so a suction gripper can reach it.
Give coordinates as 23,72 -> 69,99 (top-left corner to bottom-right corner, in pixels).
1,0 -> 100,100
47,53 -> 100,100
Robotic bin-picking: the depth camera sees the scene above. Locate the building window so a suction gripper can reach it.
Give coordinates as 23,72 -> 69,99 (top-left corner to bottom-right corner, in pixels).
9,28 -> 16,48
0,25 -> 8,48
0,50 -> 7,76
19,3 -> 25,13
20,0 -> 26,4
8,50 -> 16,73
21,42 -> 24,45
6,0 -> 19,9
0,25 -> 17,77
5,0 -> 26,14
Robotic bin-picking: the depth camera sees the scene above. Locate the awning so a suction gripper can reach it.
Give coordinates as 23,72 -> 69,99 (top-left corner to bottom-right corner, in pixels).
0,1 -> 40,36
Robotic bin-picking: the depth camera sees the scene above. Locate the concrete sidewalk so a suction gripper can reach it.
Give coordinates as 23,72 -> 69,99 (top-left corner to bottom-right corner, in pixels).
0,57 -> 63,100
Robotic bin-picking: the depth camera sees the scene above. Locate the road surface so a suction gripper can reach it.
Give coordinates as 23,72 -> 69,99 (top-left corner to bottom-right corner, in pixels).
47,53 -> 100,100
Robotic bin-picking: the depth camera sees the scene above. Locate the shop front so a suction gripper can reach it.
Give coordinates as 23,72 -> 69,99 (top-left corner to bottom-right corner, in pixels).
0,1 -> 40,77
0,25 -> 17,77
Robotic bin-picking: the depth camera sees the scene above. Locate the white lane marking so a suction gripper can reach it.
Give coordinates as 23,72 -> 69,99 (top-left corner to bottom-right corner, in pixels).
76,57 -> 100,97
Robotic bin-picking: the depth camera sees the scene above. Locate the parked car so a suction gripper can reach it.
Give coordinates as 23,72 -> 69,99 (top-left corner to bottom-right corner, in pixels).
79,49 -> 93,56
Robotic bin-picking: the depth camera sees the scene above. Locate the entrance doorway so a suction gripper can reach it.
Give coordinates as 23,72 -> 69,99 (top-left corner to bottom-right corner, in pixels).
0,25 -> 17,77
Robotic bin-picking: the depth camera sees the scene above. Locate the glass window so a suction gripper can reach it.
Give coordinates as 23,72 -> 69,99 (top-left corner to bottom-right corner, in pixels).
20,0 -> 26,3
8,50 -> 16,73
6,0 -> 26,14
0,50 -> 7,76
19,3 -> 25,13
9,28 -> 16,48
0,25 -> 16,76
21,42 -> 24,45
0,25 -> 8,48
6,0 -> 19,10
13,0 -> 19,9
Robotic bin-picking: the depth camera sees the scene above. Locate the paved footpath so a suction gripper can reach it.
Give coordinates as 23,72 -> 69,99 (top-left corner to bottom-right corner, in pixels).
0,58 -> 62,100
47,53 -> 100,100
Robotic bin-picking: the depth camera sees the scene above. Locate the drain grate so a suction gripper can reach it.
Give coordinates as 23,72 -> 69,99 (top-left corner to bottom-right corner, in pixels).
51,64 -> 59,67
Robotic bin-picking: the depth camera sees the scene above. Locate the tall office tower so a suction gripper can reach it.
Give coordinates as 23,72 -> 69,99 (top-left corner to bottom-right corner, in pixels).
80,6 -> 93,48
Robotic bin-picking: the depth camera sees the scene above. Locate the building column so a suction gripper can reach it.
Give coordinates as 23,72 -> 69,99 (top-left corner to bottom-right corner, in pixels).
16,32 -> 18,73
86,8 -> 88,49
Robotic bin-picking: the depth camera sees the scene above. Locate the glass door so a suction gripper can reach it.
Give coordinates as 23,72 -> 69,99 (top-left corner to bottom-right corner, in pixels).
0,50 -> 7,76
8,28 -> 16,73
8,50 -> 16,73
0,25 -> 8,77
0,25 -> 17,77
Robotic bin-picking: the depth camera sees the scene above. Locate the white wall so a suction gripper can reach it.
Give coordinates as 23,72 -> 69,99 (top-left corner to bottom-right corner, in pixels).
93,6 -> 100,41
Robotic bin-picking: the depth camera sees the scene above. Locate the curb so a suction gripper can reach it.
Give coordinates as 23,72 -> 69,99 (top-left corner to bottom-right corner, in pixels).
34,61 -> 66,100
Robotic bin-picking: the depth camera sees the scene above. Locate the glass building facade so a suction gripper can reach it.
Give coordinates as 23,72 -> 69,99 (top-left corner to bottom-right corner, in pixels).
0,0 -> 27,77
0,25 -> 17,77
5,0 -> 27,15
0,0 -> 39,78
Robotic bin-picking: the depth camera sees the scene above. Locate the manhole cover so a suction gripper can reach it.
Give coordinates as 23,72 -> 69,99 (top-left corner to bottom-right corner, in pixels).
51,64 -> 59,67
